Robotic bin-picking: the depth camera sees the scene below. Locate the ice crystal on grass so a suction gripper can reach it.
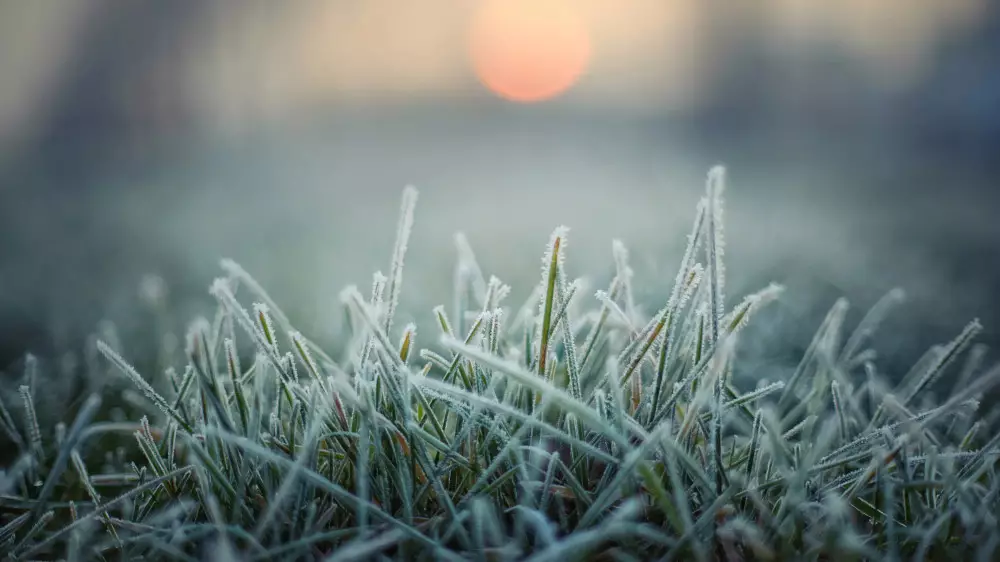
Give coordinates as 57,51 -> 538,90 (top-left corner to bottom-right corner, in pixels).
385,185 -> 419,336
2,170 -> 1000,561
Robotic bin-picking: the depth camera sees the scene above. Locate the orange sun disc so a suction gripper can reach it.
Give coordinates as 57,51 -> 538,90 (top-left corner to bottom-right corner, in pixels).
469,0 -> 591,103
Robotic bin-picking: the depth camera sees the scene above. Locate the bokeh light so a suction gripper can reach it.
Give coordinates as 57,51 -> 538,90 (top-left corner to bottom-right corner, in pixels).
469,0 -> 591,103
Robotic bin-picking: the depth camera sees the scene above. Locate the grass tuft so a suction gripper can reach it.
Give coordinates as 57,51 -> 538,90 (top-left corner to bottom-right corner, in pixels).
2,170 -> 1000,560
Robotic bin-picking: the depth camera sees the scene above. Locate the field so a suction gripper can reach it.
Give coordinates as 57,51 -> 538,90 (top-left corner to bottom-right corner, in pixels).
1,168 -> 998,561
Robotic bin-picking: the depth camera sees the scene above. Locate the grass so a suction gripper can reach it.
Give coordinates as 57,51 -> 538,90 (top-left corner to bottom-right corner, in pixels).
2,167 -> 999,561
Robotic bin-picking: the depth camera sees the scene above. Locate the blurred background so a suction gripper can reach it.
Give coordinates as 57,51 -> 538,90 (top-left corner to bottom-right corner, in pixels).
1,0 -> 999,393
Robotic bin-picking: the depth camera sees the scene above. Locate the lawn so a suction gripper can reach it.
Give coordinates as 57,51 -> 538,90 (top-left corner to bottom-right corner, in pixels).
1,167 -> 997,561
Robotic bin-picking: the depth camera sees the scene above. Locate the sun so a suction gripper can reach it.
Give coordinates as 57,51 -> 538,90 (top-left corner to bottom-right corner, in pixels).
469,0 -> 591,103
